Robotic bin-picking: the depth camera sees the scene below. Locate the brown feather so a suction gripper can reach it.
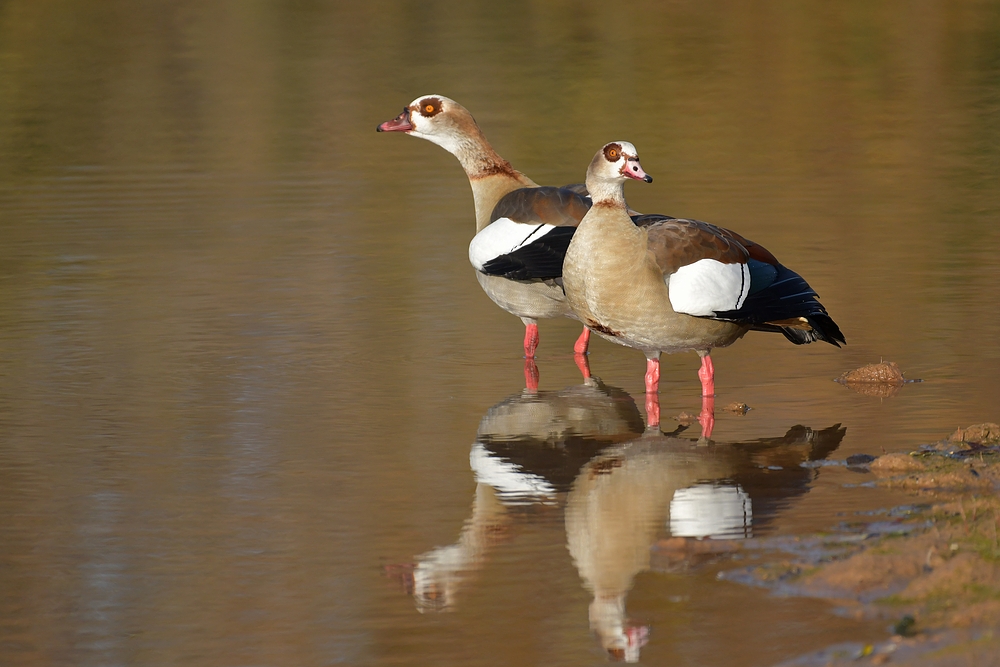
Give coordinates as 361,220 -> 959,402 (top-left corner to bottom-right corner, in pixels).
490,187 -> 590,226
644,219 -> 749,277
721,228 -> 779,265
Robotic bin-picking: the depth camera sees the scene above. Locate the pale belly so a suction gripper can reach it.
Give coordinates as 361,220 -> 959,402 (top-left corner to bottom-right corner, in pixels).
475,271 -> 576,321
563,257 -> 746,354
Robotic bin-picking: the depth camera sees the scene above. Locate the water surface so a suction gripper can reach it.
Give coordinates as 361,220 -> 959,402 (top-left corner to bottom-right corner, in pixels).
2,1 -> 999,665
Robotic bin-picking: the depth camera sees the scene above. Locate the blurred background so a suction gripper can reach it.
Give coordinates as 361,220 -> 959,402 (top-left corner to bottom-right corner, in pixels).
1,1 -> 998,665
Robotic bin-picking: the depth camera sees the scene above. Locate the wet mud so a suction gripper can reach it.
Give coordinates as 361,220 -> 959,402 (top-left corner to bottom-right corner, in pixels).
721,423 -> 1000,666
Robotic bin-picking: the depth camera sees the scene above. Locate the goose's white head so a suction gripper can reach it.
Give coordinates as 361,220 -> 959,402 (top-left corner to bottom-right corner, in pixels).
377,94 -> 480,154
589,596 -> 650,663
585,142 -> 652,203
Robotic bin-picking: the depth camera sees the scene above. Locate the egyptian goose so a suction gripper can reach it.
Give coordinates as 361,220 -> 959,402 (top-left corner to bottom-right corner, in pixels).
377,95 -> 594,370
562,142 -> 845,430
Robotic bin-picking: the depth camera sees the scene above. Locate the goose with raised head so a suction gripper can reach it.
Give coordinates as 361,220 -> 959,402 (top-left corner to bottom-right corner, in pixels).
377,95 -> 594,368
562,142 -> 845,432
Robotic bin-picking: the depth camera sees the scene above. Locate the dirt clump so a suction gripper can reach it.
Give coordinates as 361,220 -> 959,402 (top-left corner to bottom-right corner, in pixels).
835,361 -> 919,398
736,423 -> 1000,665
869,453 -> 927,474
948,422 -> 1000,445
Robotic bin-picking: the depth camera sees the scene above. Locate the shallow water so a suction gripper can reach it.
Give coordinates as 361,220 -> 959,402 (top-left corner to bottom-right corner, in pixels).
2,1 -> 999,665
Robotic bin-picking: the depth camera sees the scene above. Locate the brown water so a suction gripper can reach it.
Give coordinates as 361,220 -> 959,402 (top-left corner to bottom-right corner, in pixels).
2,2 -> 999,665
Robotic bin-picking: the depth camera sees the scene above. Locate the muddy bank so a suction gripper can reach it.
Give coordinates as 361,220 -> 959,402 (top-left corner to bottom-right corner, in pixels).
726,424 -> 1000,666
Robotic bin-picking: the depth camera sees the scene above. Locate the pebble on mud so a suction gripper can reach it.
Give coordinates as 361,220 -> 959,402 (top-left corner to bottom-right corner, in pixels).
869,424 -> 1000,490
921,422 -> 1000,455
673,411 -> 699,425
845,454 -> 876,472
870,452 -> 927,473
948,423 -> 1000,445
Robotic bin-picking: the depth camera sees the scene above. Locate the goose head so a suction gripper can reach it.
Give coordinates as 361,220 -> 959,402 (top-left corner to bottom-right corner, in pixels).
590,596 -> 650,663
376,94 -> 481,154
585,142 -> 652,203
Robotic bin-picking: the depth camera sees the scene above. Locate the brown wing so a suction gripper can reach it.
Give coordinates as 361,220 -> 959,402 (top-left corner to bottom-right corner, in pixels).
719,227 -> 779,265
643,217 -> 750,276
645,218 -> 846,347
558,183 -> 589,198
489,186 -> 591,226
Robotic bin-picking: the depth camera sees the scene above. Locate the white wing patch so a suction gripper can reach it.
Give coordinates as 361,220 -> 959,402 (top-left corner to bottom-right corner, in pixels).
470,442 -> 556,504
469,217 -> 556,271
670,483 -> 752,539
668,258 -> 750,316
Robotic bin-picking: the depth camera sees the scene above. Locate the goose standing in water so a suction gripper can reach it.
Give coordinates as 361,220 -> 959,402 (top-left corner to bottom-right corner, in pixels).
377,96 -> 595,386
562,142 -> 844,433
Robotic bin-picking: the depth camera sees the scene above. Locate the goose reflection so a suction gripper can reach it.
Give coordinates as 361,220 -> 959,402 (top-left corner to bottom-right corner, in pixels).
404,380 -> 844,662
410,377 -> 644,612
567,423 -> 844,660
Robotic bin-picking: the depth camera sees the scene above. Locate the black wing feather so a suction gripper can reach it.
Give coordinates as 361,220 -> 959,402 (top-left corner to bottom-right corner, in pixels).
479,226 -> 577,280
713,262 -> 846,347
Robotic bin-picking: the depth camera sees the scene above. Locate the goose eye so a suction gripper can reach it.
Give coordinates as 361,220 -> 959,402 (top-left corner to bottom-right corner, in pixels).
418,99 -> 443,117
608,149 -> 618,159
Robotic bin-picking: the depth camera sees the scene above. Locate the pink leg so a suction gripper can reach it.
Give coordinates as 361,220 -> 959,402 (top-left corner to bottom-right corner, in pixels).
644,357 -> 660,394
644,356 -> 661,426
573,327 -> 591,355
523,323 -> 539,359
645,391 -> 660,428
574,352 -> 592,380
697,352 -> 715,397
698,394 -> 715,440
524,358 -> 539,392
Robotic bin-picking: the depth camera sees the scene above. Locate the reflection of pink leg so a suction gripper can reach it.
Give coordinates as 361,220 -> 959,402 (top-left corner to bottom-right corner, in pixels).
523,323 -> 539,359
574,353 -> 591,380
698,394 -> 715,439
645,391 -> 660,428
524,358 -> 539,393
697,351 -> 715,397
573,327 -> 591,355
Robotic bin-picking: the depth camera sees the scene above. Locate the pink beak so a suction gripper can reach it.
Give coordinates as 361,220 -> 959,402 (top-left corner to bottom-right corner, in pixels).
377,108 -> 414,133
623,158 -> 652,183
